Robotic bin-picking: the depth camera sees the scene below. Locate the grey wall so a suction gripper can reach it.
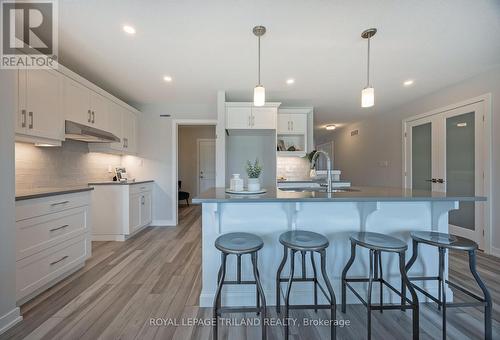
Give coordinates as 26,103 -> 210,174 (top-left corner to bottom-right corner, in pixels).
178,125 -> 216,199
327,66 -> 500,250
0,71 -> 21,333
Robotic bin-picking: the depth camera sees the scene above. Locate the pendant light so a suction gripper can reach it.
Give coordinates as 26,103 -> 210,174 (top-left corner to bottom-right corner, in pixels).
361,28 -> 377,108
253,26 -> 266,106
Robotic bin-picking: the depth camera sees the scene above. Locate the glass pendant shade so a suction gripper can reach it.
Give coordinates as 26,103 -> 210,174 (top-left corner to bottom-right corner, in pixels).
254,85 -> 265,106
361,87 -> 374,108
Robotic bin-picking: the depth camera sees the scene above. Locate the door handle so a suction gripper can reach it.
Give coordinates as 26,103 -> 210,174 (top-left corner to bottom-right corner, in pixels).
426,179 -> 438,183
21,109 -> 27,128
437,179 -> 445,184
50,224 -> 69,232
28,111 -> 33,129
88,109 -> 92,123
50,255 -> 68,266
92,111 -> 95,124
51,200 -> 69,206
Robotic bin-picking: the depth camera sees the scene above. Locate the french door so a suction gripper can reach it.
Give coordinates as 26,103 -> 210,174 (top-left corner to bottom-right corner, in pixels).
405,102 -> 485,248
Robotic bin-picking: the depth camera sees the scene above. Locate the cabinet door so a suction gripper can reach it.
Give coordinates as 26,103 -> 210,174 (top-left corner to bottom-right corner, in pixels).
90,91 -> 109,131
107,102 -> 123,151
25,69 -> 64,140
251,107 -> 276,129
140,191 -> 152,226
226,107 -> 252,129
122,110 -> 137,154
17,69 -> 27,134
64,77 -> 91,126
289,113 -> 307,134
277,114 -> 290,134
129,193 -> 142,233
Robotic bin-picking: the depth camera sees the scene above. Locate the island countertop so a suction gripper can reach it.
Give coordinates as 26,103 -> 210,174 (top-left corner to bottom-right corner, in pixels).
192,186 -> 487,203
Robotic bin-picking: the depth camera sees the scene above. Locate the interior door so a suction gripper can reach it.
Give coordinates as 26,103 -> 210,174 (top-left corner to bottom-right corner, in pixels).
198,139 -> 216,195
405,102 -> 485,248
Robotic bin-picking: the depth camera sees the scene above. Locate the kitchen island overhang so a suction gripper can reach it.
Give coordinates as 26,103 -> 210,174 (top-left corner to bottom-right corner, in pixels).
193,187 -> 486,308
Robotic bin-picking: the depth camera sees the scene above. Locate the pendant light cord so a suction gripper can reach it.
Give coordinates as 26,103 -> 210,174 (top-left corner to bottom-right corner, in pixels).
366,36 -> 371,87
258,35 -> 261,85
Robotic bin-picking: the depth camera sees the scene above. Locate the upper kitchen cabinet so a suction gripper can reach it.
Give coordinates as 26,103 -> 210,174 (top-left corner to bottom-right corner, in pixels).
225,102 -> 280,130
277,112 -> 307,134
63,77 -> 109,131
122,109 -> 138,154
16,68 -> 64,145
276,107 -> 314,155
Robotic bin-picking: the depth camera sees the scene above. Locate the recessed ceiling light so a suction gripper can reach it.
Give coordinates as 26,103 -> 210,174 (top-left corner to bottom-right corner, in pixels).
286,78 -> 295,85
123,25 -> 136,35
325,124 -> 336,130
163,75 -> 173,82
403,79 -> 414,87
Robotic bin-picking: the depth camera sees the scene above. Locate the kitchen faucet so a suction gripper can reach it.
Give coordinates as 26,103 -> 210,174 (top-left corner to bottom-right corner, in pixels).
311,150 -> 332,193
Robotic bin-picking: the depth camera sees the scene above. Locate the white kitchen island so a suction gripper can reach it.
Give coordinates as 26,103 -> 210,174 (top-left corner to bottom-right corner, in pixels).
193,187 -> 485,308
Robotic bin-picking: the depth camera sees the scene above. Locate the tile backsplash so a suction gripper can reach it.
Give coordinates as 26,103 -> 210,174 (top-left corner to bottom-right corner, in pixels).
276,156 -> 311,180
15,140 -> 122,190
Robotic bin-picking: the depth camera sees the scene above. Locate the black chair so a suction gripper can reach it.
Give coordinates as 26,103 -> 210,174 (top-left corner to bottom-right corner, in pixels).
178,181 -> 190,206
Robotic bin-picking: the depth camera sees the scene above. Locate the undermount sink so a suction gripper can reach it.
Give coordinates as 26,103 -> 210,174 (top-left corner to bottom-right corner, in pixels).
278,187 -> 357,193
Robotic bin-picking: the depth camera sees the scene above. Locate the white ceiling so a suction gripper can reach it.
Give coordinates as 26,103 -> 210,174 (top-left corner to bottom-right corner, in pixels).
58,0 -> 500,136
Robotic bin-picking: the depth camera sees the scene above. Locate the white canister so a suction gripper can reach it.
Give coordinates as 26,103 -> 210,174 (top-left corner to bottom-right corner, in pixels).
230,174 -> 244,191
247,178 -> 261,192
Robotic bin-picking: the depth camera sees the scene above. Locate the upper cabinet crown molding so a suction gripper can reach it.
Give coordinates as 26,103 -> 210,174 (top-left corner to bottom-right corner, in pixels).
225,101 -> 281,130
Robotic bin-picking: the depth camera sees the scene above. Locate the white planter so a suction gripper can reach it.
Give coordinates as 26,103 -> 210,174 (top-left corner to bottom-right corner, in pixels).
247,178 -> 261,191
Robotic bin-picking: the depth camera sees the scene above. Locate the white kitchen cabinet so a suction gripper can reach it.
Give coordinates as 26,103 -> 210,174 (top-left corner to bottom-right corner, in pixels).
16,68 -> 64,143
122,109 -> 138,154
91,182 -> 153,241
15,190 -> 91,303
225,103 -> 280,130
107,101 -> 124,151
277,113 -> 307,134
63,76 -> 109,131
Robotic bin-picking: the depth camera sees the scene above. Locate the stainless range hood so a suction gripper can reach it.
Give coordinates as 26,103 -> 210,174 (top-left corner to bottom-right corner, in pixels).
65,120 -> 121,143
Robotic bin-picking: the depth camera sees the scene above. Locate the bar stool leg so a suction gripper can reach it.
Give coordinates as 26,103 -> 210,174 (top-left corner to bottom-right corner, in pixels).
404,239 -> 419,311
251,252 -> 267,340
255,252 -> 260,315
319,249 -> 337,340
213,253 -> 227,340
437,247 -> 444,312
310,251 -> 319,313
399,251 -> 419,340
468,249 -> 493,340
367,249 -> 374,340
276,245 -> 288,313
341,240 -> 357,313
438,247 -> 446,339
284,249 -> 296,340
378,251 -> 383,314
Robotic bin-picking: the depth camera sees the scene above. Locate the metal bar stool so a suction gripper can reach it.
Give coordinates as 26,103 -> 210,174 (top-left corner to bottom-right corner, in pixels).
213,232 -> 267,340
341,232 -> 419,340
405,231 -> 492,340
275,230 -> 336,340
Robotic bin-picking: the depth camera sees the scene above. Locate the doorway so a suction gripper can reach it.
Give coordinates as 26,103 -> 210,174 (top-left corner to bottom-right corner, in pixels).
197,139 -> 216,196
403,97 -> 491,250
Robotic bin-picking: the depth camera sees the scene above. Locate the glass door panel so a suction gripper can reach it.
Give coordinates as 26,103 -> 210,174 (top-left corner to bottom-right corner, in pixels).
411,123 -> 432,191
446,112 -> 475,230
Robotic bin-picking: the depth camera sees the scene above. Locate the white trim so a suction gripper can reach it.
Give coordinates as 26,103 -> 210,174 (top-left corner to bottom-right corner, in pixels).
402,93 -> 492,254
196,138 -> 216,197
151,219 -> 176,227
171,119 -> 218,226
0,308 -> 22,335
490,246 -> 500,258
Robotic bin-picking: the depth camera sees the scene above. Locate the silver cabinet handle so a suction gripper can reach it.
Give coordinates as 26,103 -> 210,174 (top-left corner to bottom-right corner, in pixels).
50,255 -> 68,266
92,111 -> 95,124
21,109 -> 27,128
123,138 -> 128,148
28,111 -> 33,129
248,116 -> 251,127
88,109 -> 92,123
50,224 -> 69,232
291,121 -> 294,130
288,121 -> 290,131
51,200 -> 69,206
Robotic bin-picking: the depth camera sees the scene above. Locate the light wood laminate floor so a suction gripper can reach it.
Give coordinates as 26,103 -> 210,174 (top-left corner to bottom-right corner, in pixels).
1,205 -> 499,339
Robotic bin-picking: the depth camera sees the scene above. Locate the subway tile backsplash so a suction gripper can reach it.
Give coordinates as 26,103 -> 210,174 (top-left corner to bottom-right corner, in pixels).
276,156 -> 311,180
15,140 -> 122,190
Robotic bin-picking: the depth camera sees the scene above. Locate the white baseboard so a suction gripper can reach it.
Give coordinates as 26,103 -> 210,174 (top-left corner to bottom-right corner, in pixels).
0,307 -> 22,335
151,219 -> 176,227
489,246 -> 500,258
92,234 -> 126,241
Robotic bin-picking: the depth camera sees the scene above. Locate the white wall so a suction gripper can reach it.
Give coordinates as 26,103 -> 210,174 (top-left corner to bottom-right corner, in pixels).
327,66 -> 500,250
0,71 -> 22,334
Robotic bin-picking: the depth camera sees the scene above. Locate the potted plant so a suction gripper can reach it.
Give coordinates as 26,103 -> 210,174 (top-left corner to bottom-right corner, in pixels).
246,158 -> 263,191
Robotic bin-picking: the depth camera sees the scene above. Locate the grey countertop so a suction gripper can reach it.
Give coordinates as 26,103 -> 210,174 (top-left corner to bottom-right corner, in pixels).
277,179 -> 351,184
88,180 -> 154,186
192,186 -> 487,203
16,186 -> 94,201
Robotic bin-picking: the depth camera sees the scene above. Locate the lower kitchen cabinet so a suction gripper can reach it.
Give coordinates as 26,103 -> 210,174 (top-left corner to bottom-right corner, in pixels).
91,181 -> 153,241
15,190 -> 92,303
